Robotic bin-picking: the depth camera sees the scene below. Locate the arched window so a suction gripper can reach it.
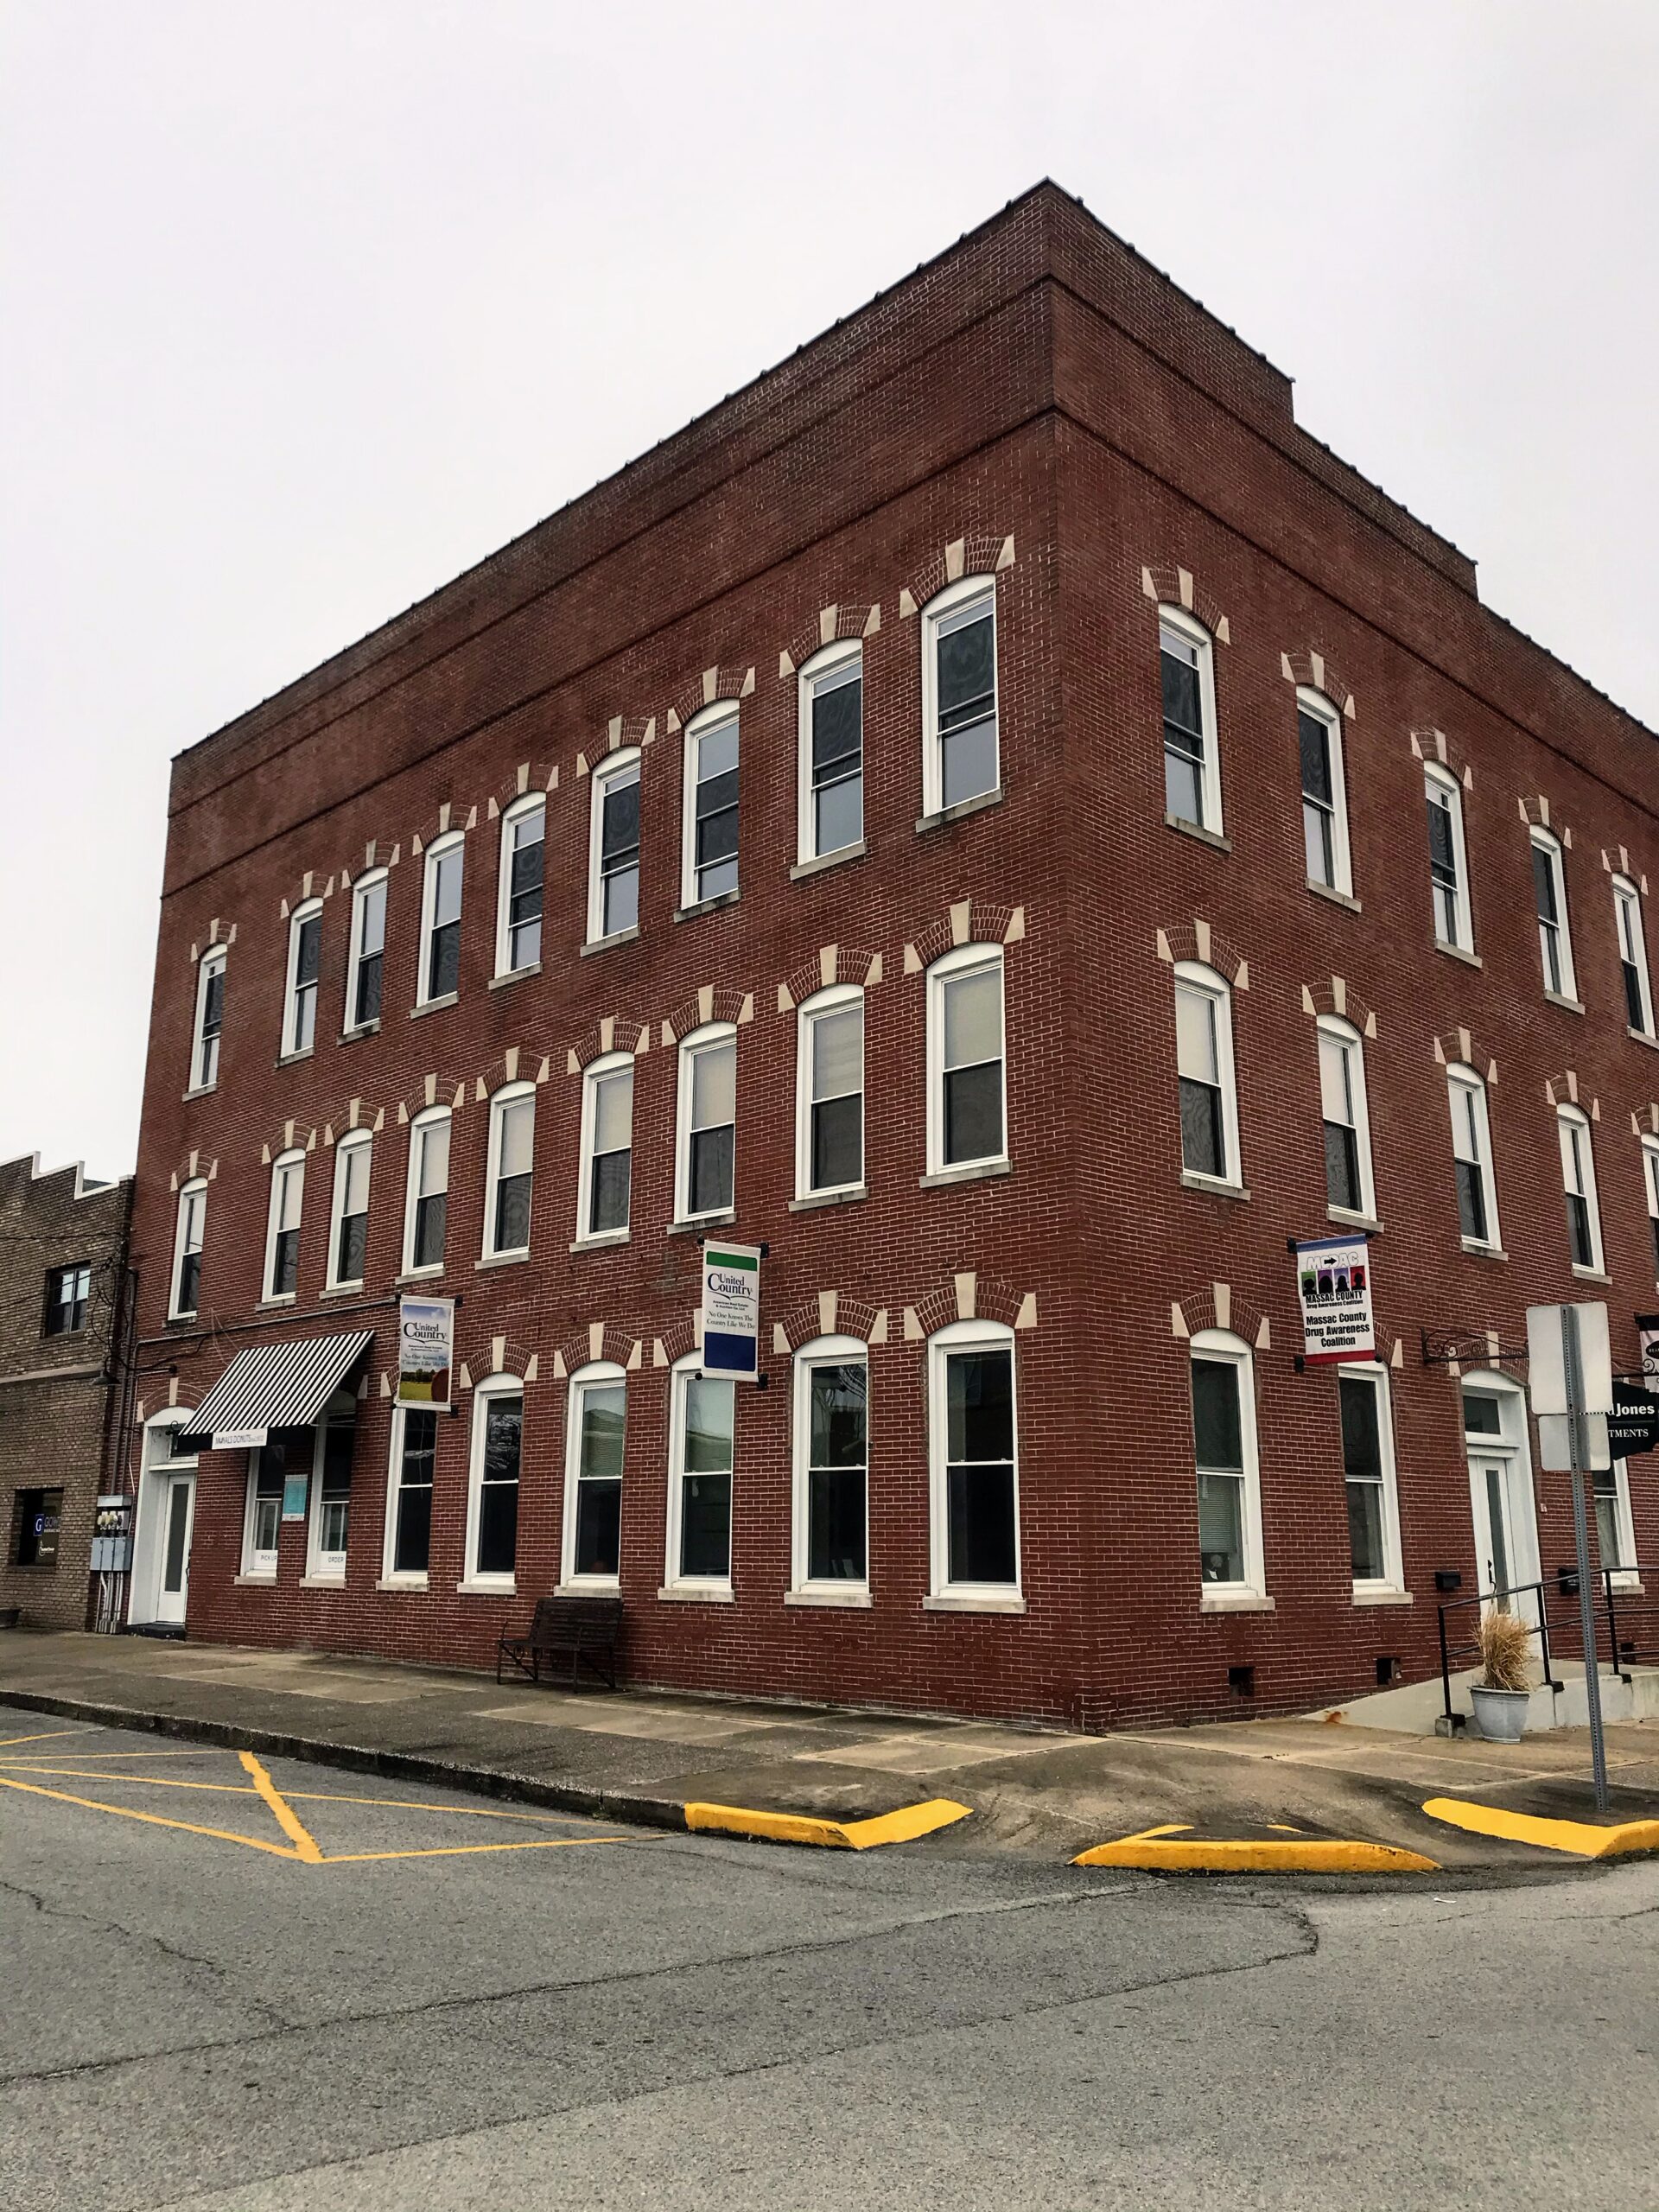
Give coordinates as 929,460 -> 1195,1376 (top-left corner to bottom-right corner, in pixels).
1529,828 -> 1575,1002
563,1361 -> 626,1586
384,1400 -> 437,1584
169,1179 -> 207,1319
927,1318 -> 1020,1603
790,1334 -> 869,1597
283,899 -> 323,1056
577,1054 -> 634,1243
1188,1328 -> 1264,1599
1174,961 -> 1241,1189
1297,689 -> 1351,896
1446,1064 -> 1499,1251
191,948 -> 226,1091
797,640 -> 863,863
921,575 -> 998,817
482,1083 -> 535,1260
401,1105 -> 451,1274
1555,1103 -> 1605,1274
326,1130 -> 373,1291
345,868 -> 388,1031
664,1352 -> 734,1594
1159,606 -> 1221,836
417,832 -> 465,1005
681,704 -> 740,908
675,1022 -> 737,1223
495,795 -> 545,976
588,747 -> 641,943
796,984 -> 864,1198
925,944 -> 1006,1178
264,1149 -> 305,1300
463,1372 -> 524,1588
1316,1014 -> 1375,1222
1424,764 -> 1473,953
1613,874 -> 1655,1036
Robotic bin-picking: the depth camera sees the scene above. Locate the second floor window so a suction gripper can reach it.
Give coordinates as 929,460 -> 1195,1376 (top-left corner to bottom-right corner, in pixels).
497,799 -> 544,975
264,1152 -> 305,1298
924,579 -> 998,814
484,1090 -> 534,1259
677,1029 -> 736,1220
1175,963 -> 1239,1187
419,838 -> 464,1003
1447,1066 -> 1499,1250
1643,1136 -> 1659,1277
192,949 -> 226,1090
1557,1106 -> 1604,1274
1614,876 -> 1655,1036
928,948 -> 1006,1174
1530,830 -> 1575,1001
579,1058 -> 633,1239
1425,766 -> 1473,952
798,989 -> 864,1197
328,1135 -> 372,1289
1160,611 -> 1219,834
346,874 -> 387,1029
171,1181 -> 206,1319
683,708 -> 739,906
44,1263 -> 92,1336
403,1109 -> 450,1274
1298,690 -> 1351,895
1318,1018 -> 1374,1219
589,754 -> 640,941
284,903 -> 322,1056
799,645 -> 863,861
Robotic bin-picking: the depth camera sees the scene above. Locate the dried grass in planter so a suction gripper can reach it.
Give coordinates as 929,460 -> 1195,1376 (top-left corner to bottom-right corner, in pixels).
1478,1605 -> 1535,1693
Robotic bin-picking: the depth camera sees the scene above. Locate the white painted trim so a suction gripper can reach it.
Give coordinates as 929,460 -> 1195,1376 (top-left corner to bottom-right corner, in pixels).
789,1333 -> 869,1598
926,1318 -> 1020,1601
925,944 -> 1007,1179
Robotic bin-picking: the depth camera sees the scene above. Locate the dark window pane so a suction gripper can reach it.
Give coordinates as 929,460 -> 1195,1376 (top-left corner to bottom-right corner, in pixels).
414,1192 -> 446,1269
590,1148 -> 631,1234
946,1462 -> 1015,1585
1160,647 -> 1202,743
1427,794 -> 1456,878
696,785 -> 740,866
810,1364 -> 867,1469
429,918 -> 460,1000
937,612 -> 995,728
1463,1393 -> 1503,1436
1348,1480 -> 1386,1582
274,1229 -> 299,1296
689,1125 -> 734,1215
1298,712 -> 1332,805
944,1060 -> 1002,1165
1532,845 -> 1557,925
601,778 -> 640,864
680,1472 -> 731,1580
809,1465 -> 867,1582
1456,1159 -> 1487,1243
1325,1121 -> 1360,1211
178,1249 -> 201,1314
575,1478 -> 621,1578
354,950 -> 383,1027
1192,1359 -> 1243,1471
811,1093 -> 862,1191
1624,959 -> 1646,1031
296,915 -> 321,987
202,966 -> 225,1034
477,1482 -> 518,1576
495,1172 -> 531,1253
811,675 -> 861,779
1338,1378 -> 1382,1481
337,1211 -> 367,1285
946,1350 -> 1014,1465
1179,1077 -> 1224,1177
1567,1191 -> 1592,1268
1198,1471 -> 1244,1581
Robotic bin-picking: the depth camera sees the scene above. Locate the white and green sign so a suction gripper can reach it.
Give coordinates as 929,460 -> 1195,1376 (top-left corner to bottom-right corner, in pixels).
702,1243 -> 760,1382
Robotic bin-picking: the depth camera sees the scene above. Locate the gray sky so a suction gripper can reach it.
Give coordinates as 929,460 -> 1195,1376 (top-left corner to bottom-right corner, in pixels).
3,1 -> 1656,1181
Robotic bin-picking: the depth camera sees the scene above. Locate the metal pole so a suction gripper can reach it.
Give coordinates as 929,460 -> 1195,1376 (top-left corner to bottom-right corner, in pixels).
1563,1304 -> 1610,1813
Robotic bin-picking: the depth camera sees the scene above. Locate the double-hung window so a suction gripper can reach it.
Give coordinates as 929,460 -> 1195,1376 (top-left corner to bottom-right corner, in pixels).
465,1382 -> 521,1586
171,1180 -> 207,1319
345,873 -> 386,1030
666,1360 -> 734,1590
1594,1459 -> 1637,1580
588,753 -> 640,942
284,902 -> 322,1056
1175,963 -> 1240,1187
791,1339 -> 868,1594
1318,1017 -> 1375,1220
308,1420 -> 353,1580
927,947 -> 1006,1175
1425,766 -> 1473,952
483,1087 -> 534,1259
563,1365 -> 625,1585
923,579 -> 998,815
683,708 -> 739,906
1298,690 -> 1351,895
1190,1331 -> 1264,1595
1447,1065 -> 1500,1250
798,644 -> 863,861
264,1151 -> 305,1299
1557,1105 -> 1605,1274
1614,876 -> 1655,1036
44,1263 -> 92,1337
418,836 -> 464,1004
677,1027 -> 736,1221
192,949 -> 226,1090
1340,1365 -> 1402,1592
496,798 -> 544,976
578,1057 -> 633,1240
327,1134 -> 372,1290
928,1321 -> 1019,1598
797,988 -> 864,1197
1644,1135 -> 1659,1278
403,1109 -> 450,1274
384,1406 -> 435,1580
1530,831 -> 1575,1001
1160,609 -> 1220,834
244,1445 -> 285,1576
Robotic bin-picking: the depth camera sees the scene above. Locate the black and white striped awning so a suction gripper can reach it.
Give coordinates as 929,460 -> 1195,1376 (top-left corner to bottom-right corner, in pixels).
181,1331 -> 374,1449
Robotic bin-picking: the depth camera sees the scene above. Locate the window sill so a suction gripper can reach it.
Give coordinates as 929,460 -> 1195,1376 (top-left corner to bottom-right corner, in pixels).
1544,990 -> 1585,1016
919,1160 -> 1011,1191
166,1311 -> 200,1327
1327,1206 -> 1382,1233
916,785 -> 1004,836
786,1586 -> 873,1609
233,1573 -> 276,1588
256,1294 -> 297,1310
1352,1586 -> 1414,1607
1306,879 -> 1360,913
1199,1591 -> 1274,1614
1165,812 -> 1230,853
376,1574 -> 429,1592
790,1185 -> 867,1213
791,842 -> 866,880
299,1574 -> 346,1591
1181,1173 -> 1250,1202
556,1577 -> 620,1597
1629,1026 -> 1659,1052
340,1020 -> 381,1045
1572,1265 -> 1612,1283
667,1210 -> 735,1236
181,1082 -> 219,1103
275,1046 -> 315,1069
569,1230 -> 630,1254
410,992 -> 460,1021
581,925 -> 641,958
393,1268 -> 446,1287
475,1249 -> 530,1271
321,1281 -> 365,1299
456,1579 -> 516,1597
1434,939 -> 1482,969
674,887 -> 741,925
658,1583 -> 734,1604
488,963 -> 540,992
1460,1238 -> 1508,1261
923,1592 -> 1026,1615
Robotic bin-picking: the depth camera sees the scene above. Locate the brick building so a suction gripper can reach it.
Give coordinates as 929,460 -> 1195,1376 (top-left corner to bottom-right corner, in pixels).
123,184 -> 1659,1726
1,1154 -> 133,1630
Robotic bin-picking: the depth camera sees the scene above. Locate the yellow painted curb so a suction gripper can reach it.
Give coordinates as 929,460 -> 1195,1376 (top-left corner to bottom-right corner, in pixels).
683,1797 -> 972,1849
1072,1827 -> 1439,1874
1423,1796 -> 1659,1860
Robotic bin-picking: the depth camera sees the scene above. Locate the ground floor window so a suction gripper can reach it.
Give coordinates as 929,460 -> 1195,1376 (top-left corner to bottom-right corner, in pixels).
928,1321 -> 1019,1596
1593,1459 -> 1637,1578
467,1386 -> 523,1584
667,1362 -> 734,1588
563,1366 -> 626,1583
791,1339 -> 868,1591
1189,1330 -> 1264,1594
12,1487 -> 62,1569
243,1446 -> 286,1576
308,1419 -> 354,1580
385,1408 -> 435,1579
1339,1365 -> 1402,1592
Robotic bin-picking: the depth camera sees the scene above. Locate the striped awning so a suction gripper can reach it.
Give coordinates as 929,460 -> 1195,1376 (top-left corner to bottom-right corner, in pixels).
181,1330 -> 374,1448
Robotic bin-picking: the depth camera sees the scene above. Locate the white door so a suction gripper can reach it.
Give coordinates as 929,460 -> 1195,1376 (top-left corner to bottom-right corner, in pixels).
156,1471 -> 195,1626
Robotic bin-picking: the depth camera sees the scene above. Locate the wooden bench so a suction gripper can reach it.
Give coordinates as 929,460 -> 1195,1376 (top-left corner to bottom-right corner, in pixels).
497,1595 -> 624,1691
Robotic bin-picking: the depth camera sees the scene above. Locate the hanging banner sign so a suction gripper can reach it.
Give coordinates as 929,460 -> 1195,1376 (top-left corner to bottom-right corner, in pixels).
397,1295 -> 455,1409
1610,1382 -> 1659,1459
1640,1314 -> 1659,1385
1294,1233 -> 1376,1364
702,1243 -> 761,1382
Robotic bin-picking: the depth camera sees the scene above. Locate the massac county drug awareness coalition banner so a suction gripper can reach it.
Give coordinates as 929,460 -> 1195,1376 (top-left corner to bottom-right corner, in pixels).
701,1243 -> 761,1381
1294,1233 -> 1376,1364
397,1295 -> 454,1409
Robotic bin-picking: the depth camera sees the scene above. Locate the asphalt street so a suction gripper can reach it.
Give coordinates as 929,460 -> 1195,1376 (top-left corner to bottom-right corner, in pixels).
3,1711 -> 1656,2211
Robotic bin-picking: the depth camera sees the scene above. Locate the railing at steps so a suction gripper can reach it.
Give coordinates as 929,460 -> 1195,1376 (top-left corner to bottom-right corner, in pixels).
1437,1567 -> 1638,1729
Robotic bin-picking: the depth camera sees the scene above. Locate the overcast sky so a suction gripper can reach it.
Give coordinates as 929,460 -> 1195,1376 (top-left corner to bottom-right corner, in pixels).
3,1 -> 1656,1181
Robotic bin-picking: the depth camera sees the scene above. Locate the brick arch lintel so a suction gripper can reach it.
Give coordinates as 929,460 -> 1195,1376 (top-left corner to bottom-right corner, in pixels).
1170,1282 -> 1271,1351
257,1120 -> 317,1166
553,1322 -> 643,1379
1300,978 -> 1376,1039
473,1047 -> 552,1101
167,1150 -> 218,1193
1630,1101 -> 1659,1136
1433,1031 -> 1499,1084
188,918 -> 238,962
896,532 -> 1015,618
567,1019 -> 651,1075
320,1096 -> 387,1146
1412,728 -> 1473,790
575,718 -> 656,777
1516,794 -> 1573,850
661,987 -> 755,1046
1543,1071 -> 1600,1118
664,664 -> 755,732
394,1074 -> 467,1125
1156,919 -> 1249,989
409,799 -> 480,856
772,1295 -> 890,1355
903,900 -> 1025,975
901,1274 -> 1037,1341
485,760 -> 560,817
277,870 -> 336,921
1141,564 -> 1230,644
443,1338 -> 541,1395
653,1313 -> 701,1368
778,944 -> 882,1012
338,838 -> 403,887
778,603 -> 880,677
1281,649 -> 1357,718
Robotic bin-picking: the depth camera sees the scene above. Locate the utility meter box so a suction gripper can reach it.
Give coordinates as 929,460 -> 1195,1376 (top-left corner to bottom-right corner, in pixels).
90,1494 -> 133,1574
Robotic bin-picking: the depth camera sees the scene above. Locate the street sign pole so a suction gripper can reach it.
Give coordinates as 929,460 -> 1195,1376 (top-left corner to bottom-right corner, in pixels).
1562,1304 -> 1610,1814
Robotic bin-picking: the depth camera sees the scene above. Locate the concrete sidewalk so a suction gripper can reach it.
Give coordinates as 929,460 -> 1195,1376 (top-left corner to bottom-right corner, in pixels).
3,1630 -> 1657,1873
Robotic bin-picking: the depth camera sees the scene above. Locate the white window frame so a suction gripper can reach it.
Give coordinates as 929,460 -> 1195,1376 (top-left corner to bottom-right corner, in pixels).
400,1106 -> 451,1278
1643,1134 -> 1659,1282
304,1408 -> 355,1583
925,944 -> 1007,1179
1447,1064 -> 1501,1253
1595,1458 -> 1640,1589
674,1022 -> 738,1224
416,831 -> 465,1007
241,1446 -> 283,1580
1189,1327 -> 1266,1600
575,1052 -> 634,1245
1529,828 -> 1576,1002
1296,687 -> 1352,897
326,1131 -> 373,1292
797,639 -> 864,864
1556,1103 -> 1605,1276
343,868 -> 388,1033
169,1179 -> 207,1319
790,1334 -> 870,1599
680,704 -> 741,910
481,1083 -> 536,1261
381,1402 -> 436,1587
1338,1362 -> 1404,1598
263,1149 -> 305,1302
664,1353 -> 735,1596
1174,960 -> 1243,1192
1317,1014 -> 1376,1224
1158,605 -> 1222,836
283,898 -> 323,1057
493,794 -> 545,978
560,1360 -> 627,1591
190,947 -> 226,1091
1614,875 -> 1656,1037
1425,764 -> 1474,953
926,1319 -> 1021,1602
795,984 -> 865,1200
586,747 -> 642,945
920,575 -> 999,819
461,1371 -> 524,1592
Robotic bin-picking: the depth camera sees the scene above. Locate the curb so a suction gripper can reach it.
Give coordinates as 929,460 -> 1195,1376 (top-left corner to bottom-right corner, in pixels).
685,1798 -> 972,1849
1424,1796 -> 1659,1860
1073,1832 -> 1440,1874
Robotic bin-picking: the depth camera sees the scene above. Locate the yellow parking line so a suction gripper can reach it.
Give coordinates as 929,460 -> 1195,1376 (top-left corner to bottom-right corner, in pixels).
1423,1796 -> 1659,1859
683,1797 -> 971,1849
0,1746 -> 209,1764
0,1728 -> 90,1750
0,1764 -> 260,1794
0,1771 -> 302,1858
238,1751 -> 322,1863
317,1836 -> 630,1864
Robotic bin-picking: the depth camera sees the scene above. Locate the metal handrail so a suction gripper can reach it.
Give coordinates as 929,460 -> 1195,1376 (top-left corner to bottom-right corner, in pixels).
1437,1578 -> 1561,1726
1439,1566 -> 1651,1726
